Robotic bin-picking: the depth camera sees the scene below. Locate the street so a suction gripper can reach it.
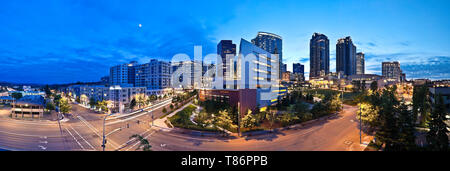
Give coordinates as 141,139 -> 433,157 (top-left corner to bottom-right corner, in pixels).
0,101 -> 371,151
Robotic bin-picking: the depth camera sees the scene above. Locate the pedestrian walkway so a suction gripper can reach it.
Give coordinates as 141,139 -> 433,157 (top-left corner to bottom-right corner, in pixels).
152,101 -> 193,129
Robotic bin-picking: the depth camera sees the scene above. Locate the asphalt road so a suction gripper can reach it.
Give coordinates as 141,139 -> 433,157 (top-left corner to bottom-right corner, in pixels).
0,99 -> 371,151
144,105 -> 371,151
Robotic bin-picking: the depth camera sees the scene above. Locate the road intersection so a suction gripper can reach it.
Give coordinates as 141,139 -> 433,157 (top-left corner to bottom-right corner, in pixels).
0,98 -> 371,151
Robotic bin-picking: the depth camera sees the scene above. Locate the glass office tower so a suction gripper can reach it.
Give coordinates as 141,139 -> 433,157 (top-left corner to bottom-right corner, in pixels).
251,32 -> 283,80
309,33 -> 330,78
336,36 -> 357,76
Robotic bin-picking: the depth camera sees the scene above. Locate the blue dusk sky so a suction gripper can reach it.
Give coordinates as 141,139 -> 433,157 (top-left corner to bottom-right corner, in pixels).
0,0 -> 449,84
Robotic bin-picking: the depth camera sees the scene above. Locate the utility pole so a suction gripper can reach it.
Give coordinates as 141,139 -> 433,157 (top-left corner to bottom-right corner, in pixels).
341,89 -> 344,110
102,112 -> 116,151
237,102 -> 241,137
359,74 -> 363,144
56,108 -> 66,150
360,102 -> 362,144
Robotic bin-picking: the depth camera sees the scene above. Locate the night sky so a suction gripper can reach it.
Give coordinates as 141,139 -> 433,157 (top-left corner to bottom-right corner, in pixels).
1,0 -> 449,84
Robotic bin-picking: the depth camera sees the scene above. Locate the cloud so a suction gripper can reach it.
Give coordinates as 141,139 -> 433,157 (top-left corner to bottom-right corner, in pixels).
399,41 -> 411,47
364,52 -> 450,80
367,42 -> 377,47
0,1 -> 230,84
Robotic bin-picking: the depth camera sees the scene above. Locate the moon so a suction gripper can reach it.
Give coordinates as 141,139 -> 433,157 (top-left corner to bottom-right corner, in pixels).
138,24 -> 142,28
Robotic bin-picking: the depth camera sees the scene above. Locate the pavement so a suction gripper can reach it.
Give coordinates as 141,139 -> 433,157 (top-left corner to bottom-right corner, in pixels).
0,99 -> 372,151
142,104 -> 372,151
152,101 -> 193,129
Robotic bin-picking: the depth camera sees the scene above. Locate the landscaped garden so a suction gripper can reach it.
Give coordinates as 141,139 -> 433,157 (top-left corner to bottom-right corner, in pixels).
168,104 -> 219,132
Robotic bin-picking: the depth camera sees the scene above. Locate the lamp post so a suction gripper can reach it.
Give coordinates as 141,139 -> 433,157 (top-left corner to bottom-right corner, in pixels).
359,74 -> 363,144
237,102 -> 241,137
359,101 -> 362,144
102,112 -> 116,151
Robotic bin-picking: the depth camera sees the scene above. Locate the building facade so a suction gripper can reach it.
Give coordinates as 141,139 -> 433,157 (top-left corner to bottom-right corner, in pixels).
67,85 -> 146,113
310,33 -> 330,78
292,63 -> 305,81
110,61 -> 137,86
135,59 -> 172,90
199,89 -> 257,117
336,36 -> 357,76
217,40 -> 237,89
382,61 -> 403,82
199,38 -> 282,115
11,95 -> 45,119
281,63 -> 287,74
282,71 -> 291,82
237,38 -> 281,107
356,52 -> 365,75
251,32 -> 283,79
429,87 -> 450,110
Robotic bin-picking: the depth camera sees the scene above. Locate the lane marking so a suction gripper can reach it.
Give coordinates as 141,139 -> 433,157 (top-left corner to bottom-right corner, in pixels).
126,131 -> 155,151
0,119 -> 57,126
77,116 -> 119,149
117,129 -> 151,150
0,130 -> 57,138
77,116 -> 101,136
106,99 -> 172,126
107,99 -> 172,121
65,127 -> 85,150
38,145 -> 47,150
69,125 -> 95,150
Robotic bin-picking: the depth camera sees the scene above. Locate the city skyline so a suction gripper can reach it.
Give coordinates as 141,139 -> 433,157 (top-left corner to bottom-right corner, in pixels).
1,0 -> 450,84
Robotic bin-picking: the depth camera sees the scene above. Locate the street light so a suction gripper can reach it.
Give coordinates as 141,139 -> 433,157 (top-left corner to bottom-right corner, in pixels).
102,112 -> 117,151
359,101 -> 362,144
359,74 -> 363,145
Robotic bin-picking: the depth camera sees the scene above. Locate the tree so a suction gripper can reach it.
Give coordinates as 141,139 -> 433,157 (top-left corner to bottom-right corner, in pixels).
97,100 -> 110,113
170,104 -> 174,110
214,109 -> 237,132
54,94 -> 62,106
89,97 -> 97,109
80,94 -> 88,106
395,102 -> 417,150
359,102 -> 380,132
162,107 -> 167,113
352,81 -> 362,93
241,110 -> 257,129
135,94 -> 147,108
265,109 -> 278,131
196,111 -> 211,127
44,85 -> 52,98
75,96 -> 81,103
310,102 -> 329,118
279,112 -> 299,126
58,96 -> 72,114
375,86 -> 400,151
370,81 -> 378,92
11,92 -> 22,100
329,94 -> 342,113
426,94 -> 449,151
130,98 -> 136,110
129,134 -> 152,151
412,85 -> 431,127
45,101 -> 55,111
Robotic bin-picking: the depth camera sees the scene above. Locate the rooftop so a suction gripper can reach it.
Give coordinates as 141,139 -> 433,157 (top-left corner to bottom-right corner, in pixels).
14,95 -> 45,106
0,96 -> 14,100
257,31 -> 282,39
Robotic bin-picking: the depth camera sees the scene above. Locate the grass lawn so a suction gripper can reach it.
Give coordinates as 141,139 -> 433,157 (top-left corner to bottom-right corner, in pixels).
168,105 -> 219,132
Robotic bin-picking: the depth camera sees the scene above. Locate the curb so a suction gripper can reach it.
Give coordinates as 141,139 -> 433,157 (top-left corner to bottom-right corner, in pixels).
242,112 -> 339,137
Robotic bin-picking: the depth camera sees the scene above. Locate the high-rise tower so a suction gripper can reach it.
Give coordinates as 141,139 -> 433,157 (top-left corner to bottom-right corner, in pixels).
309,33 -> 330,78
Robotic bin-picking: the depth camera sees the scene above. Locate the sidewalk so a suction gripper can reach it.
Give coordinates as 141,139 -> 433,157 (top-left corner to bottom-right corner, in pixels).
152,101 -> 193,129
